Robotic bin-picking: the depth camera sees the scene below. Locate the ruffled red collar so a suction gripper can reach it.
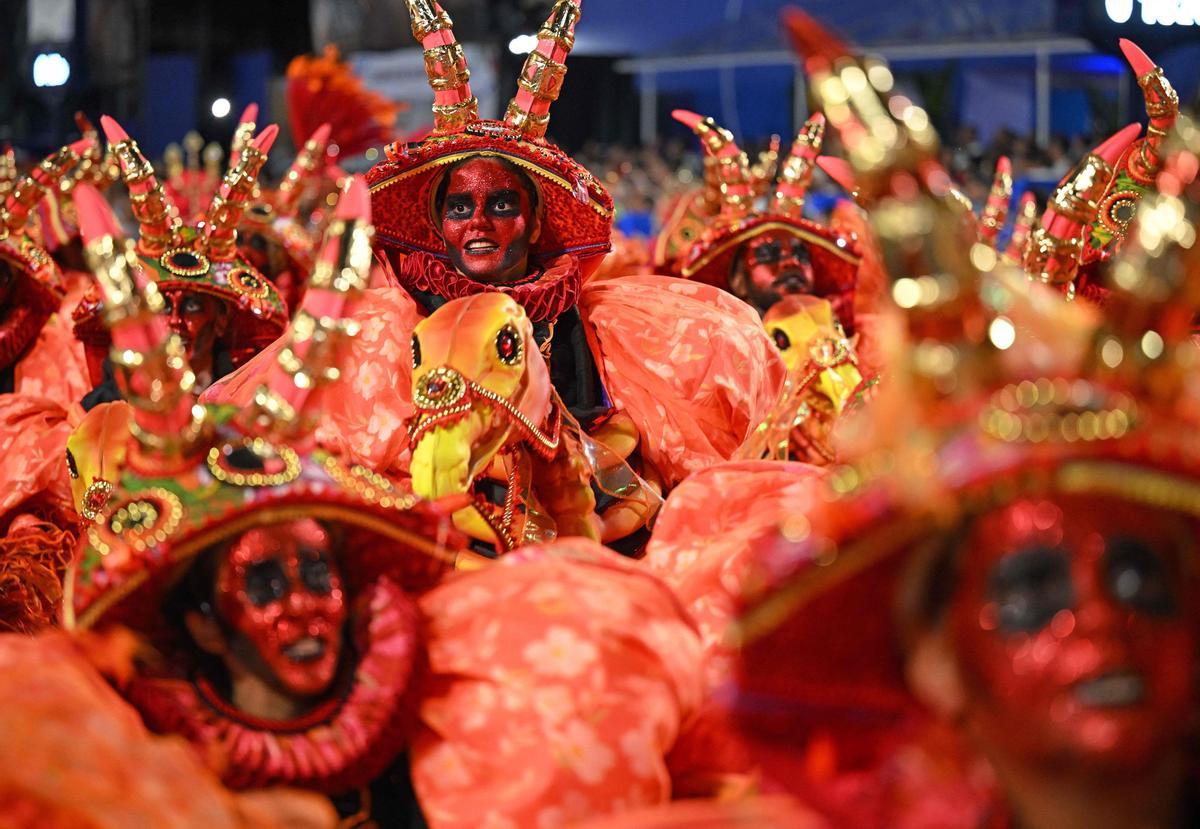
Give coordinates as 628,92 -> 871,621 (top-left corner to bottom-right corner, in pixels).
125,577 -> 420,793
394,250 -> 581,323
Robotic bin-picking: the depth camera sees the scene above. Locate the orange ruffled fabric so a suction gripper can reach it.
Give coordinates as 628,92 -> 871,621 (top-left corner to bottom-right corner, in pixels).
0,631 -> 336,828
411,539 -> 749,829
0,314 -> 89,632
580,276 -> 788,487
642,461 -> 827,688
209,274 -> 786,489
12,311 -> 90,407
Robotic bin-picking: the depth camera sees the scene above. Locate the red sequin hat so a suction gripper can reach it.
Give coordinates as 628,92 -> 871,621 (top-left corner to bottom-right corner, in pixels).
671,109 -> 861,325
366,0 -> 614,275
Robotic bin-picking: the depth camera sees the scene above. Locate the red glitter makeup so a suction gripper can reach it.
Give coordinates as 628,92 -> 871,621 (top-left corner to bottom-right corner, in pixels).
949,494 -> 1197,773
216,519 -> 348,698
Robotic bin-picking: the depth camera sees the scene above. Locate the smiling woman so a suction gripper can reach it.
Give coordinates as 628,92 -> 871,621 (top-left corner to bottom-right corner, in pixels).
435,156 -> 541,285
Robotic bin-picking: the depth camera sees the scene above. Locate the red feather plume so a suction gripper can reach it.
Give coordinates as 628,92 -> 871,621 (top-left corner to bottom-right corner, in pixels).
286,45 -> 403,159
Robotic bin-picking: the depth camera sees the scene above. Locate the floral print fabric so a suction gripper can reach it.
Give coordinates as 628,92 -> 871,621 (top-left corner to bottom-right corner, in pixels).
412,540 -> 747,828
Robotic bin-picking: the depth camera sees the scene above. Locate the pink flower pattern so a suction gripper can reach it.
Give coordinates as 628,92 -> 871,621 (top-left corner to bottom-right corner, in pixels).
411,539 -> 747,829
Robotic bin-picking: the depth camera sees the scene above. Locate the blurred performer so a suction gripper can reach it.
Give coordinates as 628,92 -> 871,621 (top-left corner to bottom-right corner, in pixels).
64,177 -> 739,827
73,116 -> 287,404
669,110 -> 861,324
645,11 -> 1200,828
241,49 -> 402,311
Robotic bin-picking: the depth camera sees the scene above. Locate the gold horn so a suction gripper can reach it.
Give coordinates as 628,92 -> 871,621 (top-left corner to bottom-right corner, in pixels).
504,0 -> 582,139
768,113 -> 825,219
406,0 -> 478,133
671,110 -> 754,221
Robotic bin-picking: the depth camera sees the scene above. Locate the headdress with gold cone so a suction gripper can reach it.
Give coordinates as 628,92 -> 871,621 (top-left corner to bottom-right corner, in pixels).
671,109 -> 862,327
63,176 -> 479,794
366,0 -> 614,275
33,113 -> 120,257
65,176 -> 474,635
706,7 -> 1200,764
1014,39 -> 1179,303
72,116 -> 288,386
0,136 -> 97,372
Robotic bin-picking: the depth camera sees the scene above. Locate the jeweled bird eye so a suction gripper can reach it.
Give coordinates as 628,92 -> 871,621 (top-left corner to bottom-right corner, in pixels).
243,560 -> 288,607
987,546 -> 1075,633
495,325 -> 521,365
412,334 -> 421,369
1105,536 -> 1176,617
771,328 -> 791,351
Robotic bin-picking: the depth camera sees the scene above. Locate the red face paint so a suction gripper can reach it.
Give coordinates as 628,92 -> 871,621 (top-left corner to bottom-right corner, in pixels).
440,157 -> 535,284
950,494 -> 1197,773
737,230 -> 815,310
216,519 -> 348,698
162,288 -> 224,367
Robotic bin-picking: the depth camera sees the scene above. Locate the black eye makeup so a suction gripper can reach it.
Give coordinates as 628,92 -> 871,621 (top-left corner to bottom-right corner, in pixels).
243,559 -> 289,607
752,241 -> 782,264
1104,536 -> 1177,617
444,195 -> 474,220
488,189 -> 521,216
987,546 -> 1076,634
299,551 -> 335,595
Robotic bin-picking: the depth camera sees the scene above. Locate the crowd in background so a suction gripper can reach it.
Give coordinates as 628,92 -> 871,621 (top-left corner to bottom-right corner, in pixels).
579,125 -> 1098,239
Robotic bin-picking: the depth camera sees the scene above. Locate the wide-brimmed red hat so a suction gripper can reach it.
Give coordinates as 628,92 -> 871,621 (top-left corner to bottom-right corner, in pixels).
366,0 -> 614,274
671,110 -> 861,325
62,177 -> 485,798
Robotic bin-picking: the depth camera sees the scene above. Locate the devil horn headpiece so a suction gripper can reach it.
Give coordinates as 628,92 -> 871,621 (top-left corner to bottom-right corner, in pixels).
769,112 -> 826,219
1120,39 -> 1179,186
1023,123 -> 1140,293
229,103 -> 258,169
406,0 -> 478,133
201,124 -> 279,260
240,176 -> 374,445
672,109 -> 755,221
1,138 -> 94,234
504,0 -> 582,139
1004,191 -> 1038,264
101,115 -> 182,256
977,156 -> 1012,249
276,123 -> 332,217
74,183 -> 206,466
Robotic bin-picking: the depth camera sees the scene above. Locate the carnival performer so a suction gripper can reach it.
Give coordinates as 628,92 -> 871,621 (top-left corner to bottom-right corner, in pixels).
64,176 -> 746,827
73,116 -> 288,404
643,11 -> 1200,827
0,136 -> 98,633
355,0 -> 785,492
669,110 -> 862,326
